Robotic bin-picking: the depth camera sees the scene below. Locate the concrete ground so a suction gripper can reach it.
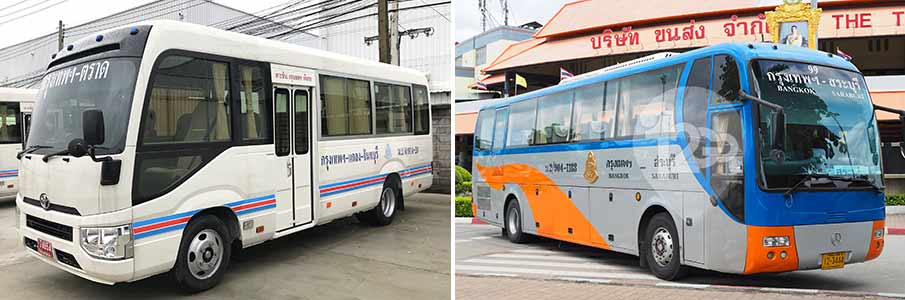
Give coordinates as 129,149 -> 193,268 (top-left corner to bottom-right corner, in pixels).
456,222 -> 905,299
456,276 -> 887,300
0,193 -> 451,299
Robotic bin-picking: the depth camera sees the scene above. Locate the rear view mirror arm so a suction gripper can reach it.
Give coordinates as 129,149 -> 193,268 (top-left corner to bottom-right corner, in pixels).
739,90 -> 786,161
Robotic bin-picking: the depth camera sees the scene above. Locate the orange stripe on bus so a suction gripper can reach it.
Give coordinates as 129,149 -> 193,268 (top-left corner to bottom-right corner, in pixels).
865,219 -> 885,261
476,163 -> 611,250
744,225 -> 798,274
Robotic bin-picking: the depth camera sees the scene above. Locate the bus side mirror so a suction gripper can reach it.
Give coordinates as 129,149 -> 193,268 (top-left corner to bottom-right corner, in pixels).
82,109 -> 105,146
874,104 -> 905,159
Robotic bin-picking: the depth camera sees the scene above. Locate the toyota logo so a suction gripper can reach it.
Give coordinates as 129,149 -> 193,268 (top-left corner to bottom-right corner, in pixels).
831,232 -> 843,247
38,193 -> 50,210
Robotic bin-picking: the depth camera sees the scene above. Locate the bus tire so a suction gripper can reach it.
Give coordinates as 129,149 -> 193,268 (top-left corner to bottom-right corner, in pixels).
644,212 -> 687,281
504,200 -> 530,243
358,179 -> 399,226
171,215 -> 232,293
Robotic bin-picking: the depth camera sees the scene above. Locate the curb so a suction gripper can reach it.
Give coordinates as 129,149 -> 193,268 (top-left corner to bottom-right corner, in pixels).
455,217 -> 488,224
889,227 -> 905,235
457,273 -> 905,299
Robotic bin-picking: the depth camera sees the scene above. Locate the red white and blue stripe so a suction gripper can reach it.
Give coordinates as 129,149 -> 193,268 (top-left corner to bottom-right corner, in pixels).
132,194 -> 276,240
0,169 -> 18,178
319,164 -> 433,197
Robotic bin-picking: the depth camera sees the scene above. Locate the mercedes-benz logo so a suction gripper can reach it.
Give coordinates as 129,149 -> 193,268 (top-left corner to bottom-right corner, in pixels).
38,193 -> 50,210
831,232 -> 843,247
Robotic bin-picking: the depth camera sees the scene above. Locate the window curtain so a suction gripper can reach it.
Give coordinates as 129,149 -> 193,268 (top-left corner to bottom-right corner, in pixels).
212,63 -> 230,141
243,68 -> 258,139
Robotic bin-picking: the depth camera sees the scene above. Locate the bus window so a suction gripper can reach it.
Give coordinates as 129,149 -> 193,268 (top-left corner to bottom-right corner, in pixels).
507,98 -> 537,147
320,75 -> 372,137
570,82 -> 612,142
475,109 -> 494,151
683,58 -> 712,175
711,55 -> 741,104
616,65 -> 681,138
374,82 -> 413,134
137,55 -> 233,202
143,55 -> 231,145
492,108 -> 509,151
238,64 -> 271,143
413,84 -> 430,135
0,102 -> 22,144
711,110 -> 744,221
535,92 -> 574,145
274,89 -> 290,156
294,90 -> 309,154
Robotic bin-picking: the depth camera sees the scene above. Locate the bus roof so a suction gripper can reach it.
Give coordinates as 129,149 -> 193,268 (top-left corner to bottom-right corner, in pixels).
58,20 -> 430,88
479,42 -> 858,112
0,87 -> 37,101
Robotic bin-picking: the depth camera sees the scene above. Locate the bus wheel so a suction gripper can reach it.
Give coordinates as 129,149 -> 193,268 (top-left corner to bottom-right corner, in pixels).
644,213 -> 687,281
357,180 -> 399,226
171,215 -> 232,293
505,200 -> 529,243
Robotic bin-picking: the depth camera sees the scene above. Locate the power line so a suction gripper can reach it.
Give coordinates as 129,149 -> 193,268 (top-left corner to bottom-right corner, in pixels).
418,0 -> 447,22
0,0 -> 32,13
0,0 -> 51,21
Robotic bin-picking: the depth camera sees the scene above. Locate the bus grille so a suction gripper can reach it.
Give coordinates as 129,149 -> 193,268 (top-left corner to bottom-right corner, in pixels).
474,185 -> 492,210
26,215 -> 73,242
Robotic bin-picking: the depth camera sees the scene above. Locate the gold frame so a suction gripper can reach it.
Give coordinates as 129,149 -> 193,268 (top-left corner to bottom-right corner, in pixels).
766,3 -> 822,49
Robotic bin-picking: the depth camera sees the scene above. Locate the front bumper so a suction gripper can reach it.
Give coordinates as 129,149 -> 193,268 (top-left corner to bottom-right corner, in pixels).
744,220 -> 884,274
17,196 -> 134,284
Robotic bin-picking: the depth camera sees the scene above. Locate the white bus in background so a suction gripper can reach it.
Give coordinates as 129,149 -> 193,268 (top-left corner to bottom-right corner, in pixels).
18,21 -> 433,292
0,88 -> 36,199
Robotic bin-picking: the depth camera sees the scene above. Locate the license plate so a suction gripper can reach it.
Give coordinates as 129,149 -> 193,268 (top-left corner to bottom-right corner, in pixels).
37,238 -> 53,259
821,252 -> 846,270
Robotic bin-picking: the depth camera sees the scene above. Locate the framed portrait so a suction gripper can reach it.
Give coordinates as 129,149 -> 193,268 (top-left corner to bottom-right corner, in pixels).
779,21 -> 808,47
766,2 -> 822,49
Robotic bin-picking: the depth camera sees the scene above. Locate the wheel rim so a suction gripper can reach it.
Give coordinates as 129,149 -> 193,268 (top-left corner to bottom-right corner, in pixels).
186,229 -> 224,280
651,227 -> 674,267
507,206 -> 519,236
380,186 -> 396,218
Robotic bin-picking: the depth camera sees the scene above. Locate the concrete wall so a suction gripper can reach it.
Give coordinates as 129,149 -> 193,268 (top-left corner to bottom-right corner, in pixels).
428,100 -> 452,194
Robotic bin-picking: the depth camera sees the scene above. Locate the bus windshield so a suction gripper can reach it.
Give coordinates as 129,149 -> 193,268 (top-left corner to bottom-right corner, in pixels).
28,58 -> 139,155
754,60 -> 882,190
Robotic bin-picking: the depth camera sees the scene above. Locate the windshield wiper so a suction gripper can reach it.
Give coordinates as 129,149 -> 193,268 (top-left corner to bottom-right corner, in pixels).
16,145 -> 51,160
785,174 -> 882,197
42,148 -> 70,163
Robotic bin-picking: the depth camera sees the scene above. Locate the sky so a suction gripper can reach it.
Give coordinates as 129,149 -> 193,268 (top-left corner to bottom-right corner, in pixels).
0,0 -> 290,49
454,0 -> 567,42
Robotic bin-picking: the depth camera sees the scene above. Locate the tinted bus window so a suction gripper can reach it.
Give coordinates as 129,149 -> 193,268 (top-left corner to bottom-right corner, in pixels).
535,92 -> 573,145
492,109 -> 509,151
238,64 -> 271,143
571,82 -> 614,142
507,98 -> 537,147
617,65 -> 681,138
0,102 -> 21,144
712,55 -> 740,104
144,55 -> 231,145
375,82 -> 413,134
684,58 -> 712,175
320,75 -> 372,137
475,109 -> 494,151
413,84 -> 430,135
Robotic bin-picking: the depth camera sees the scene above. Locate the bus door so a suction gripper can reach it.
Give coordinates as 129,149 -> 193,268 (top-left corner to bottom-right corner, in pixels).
273,86 -> 314,231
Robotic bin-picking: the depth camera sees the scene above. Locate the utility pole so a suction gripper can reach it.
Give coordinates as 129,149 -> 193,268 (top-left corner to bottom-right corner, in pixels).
377,0 -> 391,64
389,0 -> 399,65
479,0 -> 487,31
500,0 -> 508,26
376,0 -> 400,65
57,20 -> 64,51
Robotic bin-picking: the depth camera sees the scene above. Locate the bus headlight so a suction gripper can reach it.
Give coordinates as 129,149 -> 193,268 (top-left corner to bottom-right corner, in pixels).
80,225 -> 133,260
763,236 -> 790,247
874,228 -> 884,239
